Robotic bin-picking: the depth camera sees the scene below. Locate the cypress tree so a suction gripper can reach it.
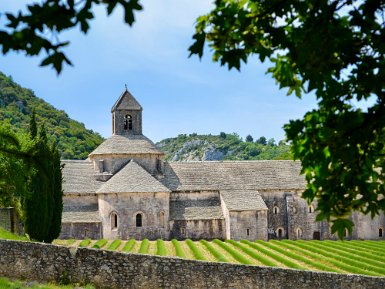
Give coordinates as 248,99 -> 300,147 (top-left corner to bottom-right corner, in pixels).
23,121 -> 63,242
46,143 -> 63,243
24,124 -> 50,241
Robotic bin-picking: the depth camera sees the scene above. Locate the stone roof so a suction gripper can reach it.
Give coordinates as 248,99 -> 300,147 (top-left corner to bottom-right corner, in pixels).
161,160 -> 305,191
62,160 -> 103,194
170,198 -> 224,220
62,211 -> 100,223
111,89 -> 142,111
97,160 -> 171,194
220,191 -> 268,211
62,206 -> 100,223
89,134 -> 164,156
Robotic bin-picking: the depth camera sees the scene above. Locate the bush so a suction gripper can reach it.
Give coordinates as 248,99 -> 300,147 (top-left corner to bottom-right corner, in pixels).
212,239 -> 252,265
78,239 -> 91,247
92,239 -> 108,249
200,240 -> 228,262
185,239 -> 205,261
227,240 -> 277,267
156,239 -> 168,256
172,239 -> 186,258
122,239 -> 136,252
107,239 -> 122,250
139,239 -> 150,254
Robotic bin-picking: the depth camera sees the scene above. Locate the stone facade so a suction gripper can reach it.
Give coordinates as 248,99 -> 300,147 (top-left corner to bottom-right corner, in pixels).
0,239 -> 385,289
59,89 -> 385,241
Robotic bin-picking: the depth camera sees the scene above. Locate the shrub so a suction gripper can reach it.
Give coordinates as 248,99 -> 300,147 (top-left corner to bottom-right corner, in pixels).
139,239 -> 150,254
227,240 -> 277,267
185,239 -> 205,261
79,239 -> 91,247
107,239 -> 122,250
200,240 -> 228,262
156,239 -> 168,256
212,239 -> 252,265
122,239 -> 136,252
92,239 -> 108,249
172,239 -> 186,258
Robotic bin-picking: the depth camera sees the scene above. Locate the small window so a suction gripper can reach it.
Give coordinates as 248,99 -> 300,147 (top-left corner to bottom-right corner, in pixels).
379,228 -> 383,237
273,206 -> 279,214
296,228 -> 302,238
277,228 -> 284,238
124,114 -> 133,130
159,211 -> 165,228
136,213 -> 142,227
246,228 -> 250,236
111,212 -> 118,229
156,158 -> 162,172
180,228 -> 186,235
308,205 -> 314,213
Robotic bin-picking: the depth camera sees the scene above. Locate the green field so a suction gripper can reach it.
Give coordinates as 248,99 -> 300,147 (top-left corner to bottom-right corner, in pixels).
53,238 -> 385,277
0,277 -> 94,289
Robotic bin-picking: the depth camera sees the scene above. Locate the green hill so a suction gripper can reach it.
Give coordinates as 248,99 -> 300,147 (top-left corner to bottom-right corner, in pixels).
0,72 -> 104,159
156,133 -> 292,161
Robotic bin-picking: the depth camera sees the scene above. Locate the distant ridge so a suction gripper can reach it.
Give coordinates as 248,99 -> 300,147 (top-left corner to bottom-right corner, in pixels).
156,133 -> 292,161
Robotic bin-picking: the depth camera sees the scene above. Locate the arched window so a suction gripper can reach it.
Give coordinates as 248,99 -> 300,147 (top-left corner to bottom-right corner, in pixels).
296,227 -> 302,238
277,228 -> 284,238
308,205 -> 314,213
111,212 -> 118,229
273,206 -> 279,214
124,114 -> 133,130
379,228 -> 383,237
136,213 -> 142,227
159,211 -> 165,228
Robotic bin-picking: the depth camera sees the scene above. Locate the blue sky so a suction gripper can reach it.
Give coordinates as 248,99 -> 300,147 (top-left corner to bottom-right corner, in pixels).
0,1 -> 318,142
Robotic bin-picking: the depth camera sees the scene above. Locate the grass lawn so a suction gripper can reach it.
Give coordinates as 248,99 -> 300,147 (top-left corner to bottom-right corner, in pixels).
0,277 -> 94,289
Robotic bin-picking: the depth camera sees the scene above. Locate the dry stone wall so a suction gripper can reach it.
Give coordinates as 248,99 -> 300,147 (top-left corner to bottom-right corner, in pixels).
0,239 -> 384,289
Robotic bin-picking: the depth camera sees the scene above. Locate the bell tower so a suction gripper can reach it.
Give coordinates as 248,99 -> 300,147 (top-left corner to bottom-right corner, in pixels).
111,88 -> 142,135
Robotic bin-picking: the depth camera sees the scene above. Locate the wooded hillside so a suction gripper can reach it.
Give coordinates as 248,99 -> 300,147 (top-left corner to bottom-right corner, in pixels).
0,72 -> 104,159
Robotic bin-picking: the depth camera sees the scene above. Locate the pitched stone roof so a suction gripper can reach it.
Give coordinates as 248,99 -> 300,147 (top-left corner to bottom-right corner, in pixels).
97,160 -> 171,194
89,134 -> 164,156
62,205 -> 100,223
62,160 -> 103,193
62,211 -> 100,223
111,89 -> 142,111
170,199 -> 224,220
161,160 -> 305,191
221,191 -> 268,211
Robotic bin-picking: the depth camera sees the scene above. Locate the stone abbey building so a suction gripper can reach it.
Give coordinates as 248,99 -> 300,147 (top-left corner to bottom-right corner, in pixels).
60,90 -> 385,241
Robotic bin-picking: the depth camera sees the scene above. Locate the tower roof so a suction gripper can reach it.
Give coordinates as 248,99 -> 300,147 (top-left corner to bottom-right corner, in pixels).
97,160 -> 171,194
111,89 -> 142,112
89,134 -> 164,156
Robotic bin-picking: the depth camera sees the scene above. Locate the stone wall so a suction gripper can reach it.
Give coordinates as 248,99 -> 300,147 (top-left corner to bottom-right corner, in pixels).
98,192 -> 170,240
0,207 -> 18,233
0,239 -> 384,289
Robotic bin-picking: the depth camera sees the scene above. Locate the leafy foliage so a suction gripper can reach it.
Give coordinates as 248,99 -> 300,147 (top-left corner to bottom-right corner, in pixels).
0,72 -> 103,159
156,133 -> 291,161
190,0 -> 385,236
0,0 -> 143,73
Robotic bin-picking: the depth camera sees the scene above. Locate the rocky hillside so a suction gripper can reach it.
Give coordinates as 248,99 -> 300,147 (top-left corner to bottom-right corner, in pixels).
156,133 -> 292,161
0,72 -> 104,159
